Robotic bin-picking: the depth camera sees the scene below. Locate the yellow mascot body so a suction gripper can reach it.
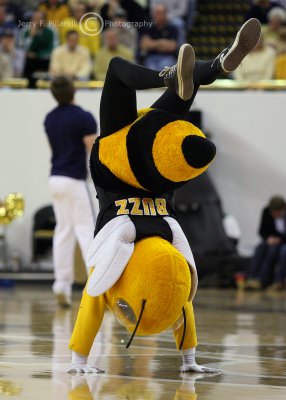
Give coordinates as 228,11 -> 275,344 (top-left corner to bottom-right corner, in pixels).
69,108 -> 216,369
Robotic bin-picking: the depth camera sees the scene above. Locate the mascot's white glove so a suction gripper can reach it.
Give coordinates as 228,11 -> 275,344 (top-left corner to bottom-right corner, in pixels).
67,351 -> 105,374
180,348 -> 221,373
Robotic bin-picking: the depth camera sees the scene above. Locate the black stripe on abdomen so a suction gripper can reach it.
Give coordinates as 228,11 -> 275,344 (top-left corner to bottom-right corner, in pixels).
126,110 -> 183,193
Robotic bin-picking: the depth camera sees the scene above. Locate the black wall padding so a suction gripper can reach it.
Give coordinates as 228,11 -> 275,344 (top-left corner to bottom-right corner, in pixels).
175,173 -> 236,256
33,205 -> 56,231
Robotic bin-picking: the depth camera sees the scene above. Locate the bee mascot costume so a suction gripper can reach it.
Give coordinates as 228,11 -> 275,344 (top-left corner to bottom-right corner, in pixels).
68,20 -> 261,374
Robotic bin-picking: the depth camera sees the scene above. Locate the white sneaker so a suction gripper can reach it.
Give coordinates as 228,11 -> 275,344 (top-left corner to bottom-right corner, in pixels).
219,18 -> 261,73
160,43 -> 195,101
53,281 -> 72,308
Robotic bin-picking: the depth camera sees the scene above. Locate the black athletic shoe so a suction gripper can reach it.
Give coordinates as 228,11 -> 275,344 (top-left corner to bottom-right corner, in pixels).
159,44 -> 195,101
214,18 -> 261,73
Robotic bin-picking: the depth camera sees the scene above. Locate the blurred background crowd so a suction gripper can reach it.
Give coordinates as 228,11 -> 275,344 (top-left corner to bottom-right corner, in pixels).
2,0 -> 286,86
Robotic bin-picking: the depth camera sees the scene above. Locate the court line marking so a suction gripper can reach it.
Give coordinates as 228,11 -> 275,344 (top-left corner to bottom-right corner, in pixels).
1,335 -> 286,362
1,357 -> 286,381
2,332 -> 286,348
1,362 -> 286,386
85,373 -> 286,388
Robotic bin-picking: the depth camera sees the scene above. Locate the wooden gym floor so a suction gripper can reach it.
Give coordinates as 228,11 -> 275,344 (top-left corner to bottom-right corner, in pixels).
0,285 -> 285,399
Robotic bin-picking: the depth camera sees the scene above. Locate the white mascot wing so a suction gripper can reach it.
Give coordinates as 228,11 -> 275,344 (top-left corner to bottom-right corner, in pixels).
86,215 -> 136,297
164,216 -> 198,301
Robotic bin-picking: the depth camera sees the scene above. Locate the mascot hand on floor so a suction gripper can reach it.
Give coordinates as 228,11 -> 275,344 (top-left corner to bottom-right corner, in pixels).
68,108 -> 219,374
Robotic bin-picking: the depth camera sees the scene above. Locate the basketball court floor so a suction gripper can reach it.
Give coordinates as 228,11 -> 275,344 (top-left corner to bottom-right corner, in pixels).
0,286 -> 285,399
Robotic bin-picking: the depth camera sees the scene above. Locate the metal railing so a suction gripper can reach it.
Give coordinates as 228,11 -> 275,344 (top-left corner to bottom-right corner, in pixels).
0,79 -> 29,88
1,79 -> 286,90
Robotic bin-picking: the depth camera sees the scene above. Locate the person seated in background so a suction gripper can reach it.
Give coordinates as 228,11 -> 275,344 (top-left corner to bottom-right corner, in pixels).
50,30 -> 91,80
18,10 -> 58,86
18,11 -> 56,83
38,0 -> 71,29
269,244 -> 286,290
275,35 -> 286,77
246,196 -> 286,290
186,0 -> 198,32
0,29 -> 25,77
0,0 -> 23,25
246,0 -> 281,24
68,0 -> 103,12
101,0 -> 150,32
111,9 -> 137,53
94,27 -> 133,80
150,0 -> 189,45
139,3 -> 178,71
233,36 -> 276,81
272,25 -> 286,54
0,4 -> 16,36
273,0 -> 286,9
0,39 -> 11,79
262,7 -> 286,52
100,0 -> 122,23
60,1 -> 100,58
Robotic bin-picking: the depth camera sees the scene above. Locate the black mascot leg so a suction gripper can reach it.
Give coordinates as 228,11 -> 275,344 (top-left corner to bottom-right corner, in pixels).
100,57 -> 165,138
100,56 -> 222,136
151,59 -> 222,118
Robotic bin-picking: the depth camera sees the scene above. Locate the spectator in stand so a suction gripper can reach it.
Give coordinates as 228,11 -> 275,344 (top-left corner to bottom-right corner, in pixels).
0,44 -> 11,78
100,0 -> 151,32
246,0 -> 281,24
139,3 -> 178,71
94,27 -> 133,80
60,1 -> 100,58
150,0 -> 189,45
38,0 -> 71,29
18,10 -> 58,86
0,29 -> 25,77
68,0 -> 103,12
186,0 -> 198,32
274,0 -> 286,8
233,36 -> 275,81
276,26 -> 286,53
0,5 -> 16,36
246,196 -> 286,290
275,32 -> 286,77
111,8 -> 137,53
0,0 -> 23,25
262,7 -> 286,52
50,30 -> 91,80
101,0 -> 120,22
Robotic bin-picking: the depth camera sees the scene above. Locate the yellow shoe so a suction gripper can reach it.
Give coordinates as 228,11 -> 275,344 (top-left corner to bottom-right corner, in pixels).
55,292 -> 71,308
267,282 -> 285,292
245,279 -> 262,290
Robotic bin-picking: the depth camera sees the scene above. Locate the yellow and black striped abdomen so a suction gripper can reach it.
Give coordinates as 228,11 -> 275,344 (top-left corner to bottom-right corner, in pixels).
99,122 -> 145,190
91,109 -> 216,194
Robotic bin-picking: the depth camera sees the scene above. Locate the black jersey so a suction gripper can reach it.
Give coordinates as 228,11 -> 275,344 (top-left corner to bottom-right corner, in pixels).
95,185 -> 177,243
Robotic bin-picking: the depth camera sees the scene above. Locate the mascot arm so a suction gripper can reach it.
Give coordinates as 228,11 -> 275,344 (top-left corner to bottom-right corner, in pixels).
164,217 -> 198,301
173,302 -> 198,351
86,216 -> 136,297
69,276 -> 106,356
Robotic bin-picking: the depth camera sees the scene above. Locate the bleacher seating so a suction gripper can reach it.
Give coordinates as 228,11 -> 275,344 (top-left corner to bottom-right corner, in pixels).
190,0 -> 250,61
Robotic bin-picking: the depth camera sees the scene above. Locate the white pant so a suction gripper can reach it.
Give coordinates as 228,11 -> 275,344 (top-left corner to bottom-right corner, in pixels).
49,176 -> 95,286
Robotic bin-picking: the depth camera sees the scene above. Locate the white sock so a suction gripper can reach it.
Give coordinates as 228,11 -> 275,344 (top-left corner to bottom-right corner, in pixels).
180,347 -> 220,373
71,351 -> 88,366
181,347 -> 196,366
